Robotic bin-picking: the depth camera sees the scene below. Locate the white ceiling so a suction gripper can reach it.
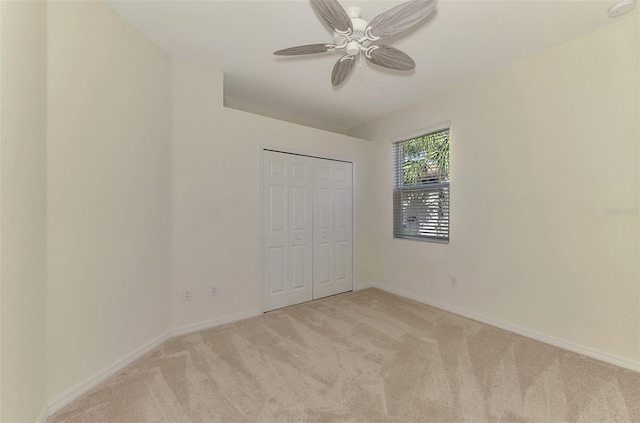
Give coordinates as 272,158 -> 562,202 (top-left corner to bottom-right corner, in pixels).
106,0 -> 631,133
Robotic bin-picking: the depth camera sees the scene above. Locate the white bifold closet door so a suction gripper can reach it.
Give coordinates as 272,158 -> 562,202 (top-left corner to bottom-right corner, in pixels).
312,158 -> 353,300
263,150 -> 352,312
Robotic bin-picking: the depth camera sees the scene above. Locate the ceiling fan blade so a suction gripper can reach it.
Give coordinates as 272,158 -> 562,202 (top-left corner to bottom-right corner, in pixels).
367,0 -> 437,41
366,45 -> 415,70
274,44 -> 331,56
310,0 -> 353,34
331,55 -> 355,86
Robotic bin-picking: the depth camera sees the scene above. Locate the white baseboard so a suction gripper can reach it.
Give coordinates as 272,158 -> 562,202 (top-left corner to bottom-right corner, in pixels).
171,309 -> 262,338
36,403 -> 49,423
372,284 -> 640,373
45,309 -> 263,420
43,286 -> 638,420
46,330 -> 172,416
354,283 -> 373,291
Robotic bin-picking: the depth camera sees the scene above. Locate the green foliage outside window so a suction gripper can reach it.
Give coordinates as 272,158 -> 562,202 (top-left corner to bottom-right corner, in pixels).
401,130 -> 450,186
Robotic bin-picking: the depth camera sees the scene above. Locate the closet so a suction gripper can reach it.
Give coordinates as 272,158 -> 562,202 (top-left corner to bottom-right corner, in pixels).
263,150 -> 353,312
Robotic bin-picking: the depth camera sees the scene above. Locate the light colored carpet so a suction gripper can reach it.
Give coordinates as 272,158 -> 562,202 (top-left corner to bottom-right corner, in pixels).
48,288 -> 639,423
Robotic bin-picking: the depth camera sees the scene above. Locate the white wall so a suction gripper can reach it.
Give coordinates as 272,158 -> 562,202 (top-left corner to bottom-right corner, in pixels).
0,1 -> 48,421
350,15 -> 639,369
171,59 -> 373,331
46,0 -> 172,402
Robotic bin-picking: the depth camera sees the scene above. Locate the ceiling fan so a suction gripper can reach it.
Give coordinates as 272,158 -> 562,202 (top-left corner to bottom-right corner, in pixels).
274,0 -> 438,87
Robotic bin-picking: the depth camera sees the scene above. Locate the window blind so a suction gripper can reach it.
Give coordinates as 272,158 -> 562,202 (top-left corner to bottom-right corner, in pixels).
392,128 -> 450,242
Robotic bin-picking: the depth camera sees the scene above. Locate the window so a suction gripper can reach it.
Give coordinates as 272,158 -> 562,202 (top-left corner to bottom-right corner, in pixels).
393,125 -> 450,242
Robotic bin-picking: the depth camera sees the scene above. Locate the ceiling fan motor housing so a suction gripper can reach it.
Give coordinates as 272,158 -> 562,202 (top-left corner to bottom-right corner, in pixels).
333,14 -> 370,55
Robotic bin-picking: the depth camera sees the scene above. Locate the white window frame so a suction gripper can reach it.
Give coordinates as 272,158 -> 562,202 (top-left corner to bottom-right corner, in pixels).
392,121 -> 451,243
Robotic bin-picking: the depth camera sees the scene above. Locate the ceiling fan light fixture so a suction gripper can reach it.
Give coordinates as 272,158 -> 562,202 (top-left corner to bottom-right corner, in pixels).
345,40 -> 361,55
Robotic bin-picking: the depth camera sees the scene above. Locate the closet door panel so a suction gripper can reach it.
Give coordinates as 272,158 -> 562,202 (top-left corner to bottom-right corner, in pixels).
313,159 -> 353,299
332,161 -> 352,294
268,247 -> 286,294
287,157 -> 313,306
263,153 -> 290,311
317,241 -> 331,284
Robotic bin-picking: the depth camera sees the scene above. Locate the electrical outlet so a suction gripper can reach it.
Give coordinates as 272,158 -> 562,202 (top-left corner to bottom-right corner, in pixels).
210,286 -> 218,296
450,277 -> 457,287
183,289 -> 191,301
